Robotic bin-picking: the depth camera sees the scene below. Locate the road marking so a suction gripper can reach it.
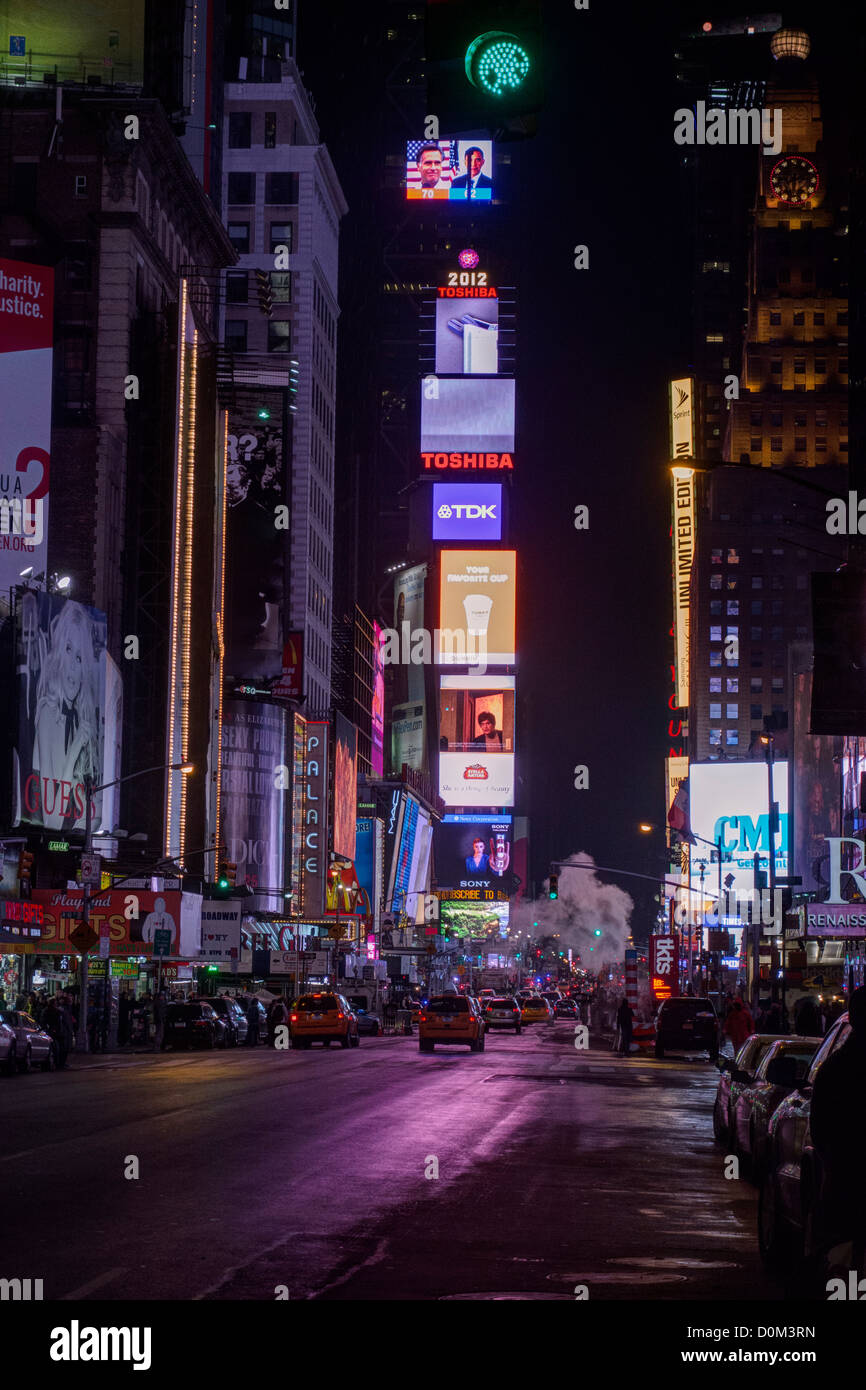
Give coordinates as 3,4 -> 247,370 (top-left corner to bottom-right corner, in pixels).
61,1267 -> 126,1300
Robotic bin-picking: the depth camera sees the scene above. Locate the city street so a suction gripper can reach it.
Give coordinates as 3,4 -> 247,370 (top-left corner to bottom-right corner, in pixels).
1,1026 -> 780,1302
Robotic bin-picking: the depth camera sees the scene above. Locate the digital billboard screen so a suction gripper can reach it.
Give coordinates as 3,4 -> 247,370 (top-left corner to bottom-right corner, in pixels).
0,258 -> 53,598
436,815 -> 512,890
434,298 -> 498,375
13,593 -> 107,834
421,379 -> 515,454
371,621 -> 385,777
439,898 -> 510,940
333,713 -> 358,861
406,139 -> 493,201
391,700 -> 425,774
439,675 -> 515,752
220,699 -> 289,916
439,550 -> 516,667
432,483 -> 502,542
689,761 -> 789,898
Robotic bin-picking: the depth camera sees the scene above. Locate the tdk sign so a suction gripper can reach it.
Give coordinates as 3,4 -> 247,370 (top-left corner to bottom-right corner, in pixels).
432,483 -> 502,540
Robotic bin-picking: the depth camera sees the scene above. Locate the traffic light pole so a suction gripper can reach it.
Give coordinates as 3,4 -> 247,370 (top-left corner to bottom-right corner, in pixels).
75,773 -> 94,1053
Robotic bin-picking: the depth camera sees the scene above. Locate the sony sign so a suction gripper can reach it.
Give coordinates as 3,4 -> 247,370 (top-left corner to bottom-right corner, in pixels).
432,483 -> 502,541
301,720 -> 329,917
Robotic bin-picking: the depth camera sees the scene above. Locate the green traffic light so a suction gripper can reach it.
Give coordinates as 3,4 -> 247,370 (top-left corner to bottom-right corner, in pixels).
465,31 -> 530,97
593,929 -> 602,937
218,877 -> 229,890
257,407 -> 271,420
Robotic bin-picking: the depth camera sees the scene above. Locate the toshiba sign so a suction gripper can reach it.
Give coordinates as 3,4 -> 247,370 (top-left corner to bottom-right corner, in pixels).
432,483 -> 502,540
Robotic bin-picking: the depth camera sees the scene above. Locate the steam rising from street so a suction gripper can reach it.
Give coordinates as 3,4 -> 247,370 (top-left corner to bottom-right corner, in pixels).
509,852 -> 634,962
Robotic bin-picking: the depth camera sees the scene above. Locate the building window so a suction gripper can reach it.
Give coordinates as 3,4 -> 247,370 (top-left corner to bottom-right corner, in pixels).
751,678 -> 762,692
794,358 -> 806,374
710,652 -> 722,667
709,677 -> 722,693
270,222 -> 293,254
727,549 -> 739,564
794,435 -> 807,451
726,704 -> 738,720
711,548 -> 723,565
726,730 -> 739,746
772,677 -> 784,692
709,729 -> 722,746
771,600 -> 783,616
752,576 -> 763,589
710,703 -> 722,720
224,320 -> 248,352
710,601 -> 722,617
751,653 -> 763,668
838,311 -> 849,326
815,358 -> 826,373
750,410 -> 763,427
813,311 -> 825,325
227,172 -> 255,204
228,222 -> 251,254
710,626 -> 722,642
751,627 -> 762,641
270,270 -> 292,302
770,360 -> 782,374
710,574 -> 722,590
228,112 -> 252,148
751,704 -> 763,720
751,600 -> 763,615
265,172 -> 298,204
225,271 -> 248,304
841,360 -> 849,375
777,268 -> 790,284
727,601 -> 739,615
74,175 -> 87,198
727,578 -> 738,591
264,112 -> 277,148
65,252 -> 92,289
727,678 -> 739,693
267,319 -> 291,353
750,437 -> 762,451
769,311 -> 781,325
770,413 -> 782,429
793,311 -> 805,326
771,574 -> 784,589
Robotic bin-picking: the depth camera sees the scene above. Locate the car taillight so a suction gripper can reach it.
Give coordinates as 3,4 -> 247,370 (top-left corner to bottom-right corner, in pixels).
337,1012 -> 344,1019
419,1014 -> 427,1023
290,1014 -> 298,1023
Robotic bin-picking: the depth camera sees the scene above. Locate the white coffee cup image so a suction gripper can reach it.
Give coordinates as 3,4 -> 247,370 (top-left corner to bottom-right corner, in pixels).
463,593 -> 493,635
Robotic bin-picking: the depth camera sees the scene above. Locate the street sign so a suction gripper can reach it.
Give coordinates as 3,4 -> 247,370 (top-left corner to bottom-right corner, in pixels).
98,923 -> 111,959
80,853 -> 102,887
68,923 -> 99,954
152,928 -> 172,957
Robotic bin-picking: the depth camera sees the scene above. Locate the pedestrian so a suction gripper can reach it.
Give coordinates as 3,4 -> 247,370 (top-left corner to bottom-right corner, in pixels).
810,986 -> 866,1273
153,989 -> 167,1051
246,995 -> 260,1046
723,997 -> 754,1052
118,989 -> 132,1047
616,996 -> 634,1056
269,996 -> 288,1046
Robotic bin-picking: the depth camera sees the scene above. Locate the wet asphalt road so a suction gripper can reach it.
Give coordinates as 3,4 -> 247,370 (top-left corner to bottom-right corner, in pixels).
0,1023 -> 782,1302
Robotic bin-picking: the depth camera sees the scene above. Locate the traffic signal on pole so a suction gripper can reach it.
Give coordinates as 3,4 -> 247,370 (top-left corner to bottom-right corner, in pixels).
217,861 -> 237,891
425,1 -> 543,140
255,268 -> 273,316
548,874 -> 558,900
17,847 -> 34,881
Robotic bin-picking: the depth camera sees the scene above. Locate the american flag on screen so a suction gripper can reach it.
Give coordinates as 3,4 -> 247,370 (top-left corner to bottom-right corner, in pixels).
405,139 -> 458,197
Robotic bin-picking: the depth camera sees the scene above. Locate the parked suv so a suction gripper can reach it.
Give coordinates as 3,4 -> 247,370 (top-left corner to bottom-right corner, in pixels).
208,996 -> 248,1046
162,1001 -> 227,1050
654,997 -> 719,1060
290,993 -> 359,1049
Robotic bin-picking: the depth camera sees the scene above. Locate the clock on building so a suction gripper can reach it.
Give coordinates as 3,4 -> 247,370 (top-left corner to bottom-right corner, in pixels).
769,155 -> 819,206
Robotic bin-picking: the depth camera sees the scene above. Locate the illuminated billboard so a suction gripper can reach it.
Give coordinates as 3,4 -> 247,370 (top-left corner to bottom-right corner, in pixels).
13,593 -> 107,834
220,699 -> 289,916
333,713 -> 358,861
436,815 -> 512,890
421,378 -> 515,454
689,761 -> 789,898
0,4 -> 146,87
432,483 -> 502,541
439,752 -> 514,808
393,562 -> 427,707
671,467 -> 694,708
391,700 -> 425,774
0,258 -> 53,597
439,898 -> 510,940
435,298 -> 498,374
371,622 -> 385,777
406,139 -> 493,201
439,676 -> 515,808
670,377 -> 695,459
439,550 -> 516,667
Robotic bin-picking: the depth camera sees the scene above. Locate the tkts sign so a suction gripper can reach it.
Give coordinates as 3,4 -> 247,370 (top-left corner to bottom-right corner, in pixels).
649,933 -> 679,1000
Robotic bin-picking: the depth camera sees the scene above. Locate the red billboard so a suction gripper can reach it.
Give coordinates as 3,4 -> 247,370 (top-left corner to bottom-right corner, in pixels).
649,933 -> 679,1000
29,888 -> 187,957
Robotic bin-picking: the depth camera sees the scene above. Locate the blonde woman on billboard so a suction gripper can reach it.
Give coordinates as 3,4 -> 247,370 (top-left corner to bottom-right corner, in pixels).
32,601 -> 100,831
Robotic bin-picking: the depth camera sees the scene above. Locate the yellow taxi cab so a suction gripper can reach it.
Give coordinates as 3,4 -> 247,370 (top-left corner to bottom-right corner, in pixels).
290,992 -> 360,1049
518,994 -> 553,1025
419,995 -> 485,1052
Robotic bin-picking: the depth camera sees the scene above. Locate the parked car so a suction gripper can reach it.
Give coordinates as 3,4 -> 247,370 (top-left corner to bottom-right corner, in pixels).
713,1034 -> 788,1142
207,996 -> 248,1046
162,1001 -> 228,1050
0,1014 -> 17,1076
345,997 -> 381,1036
554,998 -> 579,1019
419,995 -> 485,1051
482,997 -> 522,1033
0,1010 -> 56,1072
290,993 -> 359,1048
731,1036 -> 821,1178
758,1013 -> 851,1266
654,996 -> 719,1059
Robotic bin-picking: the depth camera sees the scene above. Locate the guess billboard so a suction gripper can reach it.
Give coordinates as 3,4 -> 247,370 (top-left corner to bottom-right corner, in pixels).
650,933 -> 679,1000
432,483 -> 502,541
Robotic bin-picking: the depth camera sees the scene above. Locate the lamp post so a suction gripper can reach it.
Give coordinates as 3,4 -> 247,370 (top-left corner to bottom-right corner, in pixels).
75,761 -> 193,1052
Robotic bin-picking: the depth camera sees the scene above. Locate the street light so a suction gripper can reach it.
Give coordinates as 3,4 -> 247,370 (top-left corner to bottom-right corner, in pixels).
74,761 -> 194,1052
